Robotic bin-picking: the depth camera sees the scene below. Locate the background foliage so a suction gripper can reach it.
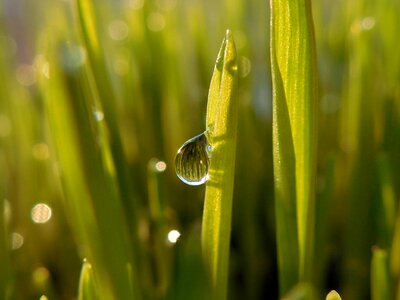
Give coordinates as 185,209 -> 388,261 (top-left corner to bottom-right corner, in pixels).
0,0 -> 399,299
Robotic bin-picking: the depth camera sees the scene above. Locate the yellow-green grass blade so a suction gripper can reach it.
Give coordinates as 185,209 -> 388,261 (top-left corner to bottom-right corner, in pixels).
0,171 -> 10,300
371,247 -> 392,300
270,0 -> 319,294
202,30 -> 238,300
326,290 -> 342,300
38,38 -> 139,299
74,0 -> 140,242
78,260 -> 99,300
283,283 -> 314,300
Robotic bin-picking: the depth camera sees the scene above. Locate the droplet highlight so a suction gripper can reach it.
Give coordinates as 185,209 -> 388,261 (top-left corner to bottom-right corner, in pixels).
175,132 -> 210,186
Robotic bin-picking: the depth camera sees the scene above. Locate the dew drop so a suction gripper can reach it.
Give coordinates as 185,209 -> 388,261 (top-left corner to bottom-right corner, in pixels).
175,132 -> 210,186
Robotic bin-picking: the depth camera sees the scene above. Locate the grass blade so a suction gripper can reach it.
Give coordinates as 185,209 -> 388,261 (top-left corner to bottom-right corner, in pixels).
38,38 -> 139,299
392,200 -> 400,278
78,260 -> 99,300
371,247 -> 392,300
270,0 -> 319,294
74,0 -> 140,246
326,290 -> 342,300
0,181 -> 10,300
202,29 -> 238,300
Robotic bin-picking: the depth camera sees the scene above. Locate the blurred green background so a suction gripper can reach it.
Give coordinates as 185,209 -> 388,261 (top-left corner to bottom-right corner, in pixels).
0,0 -> 399,299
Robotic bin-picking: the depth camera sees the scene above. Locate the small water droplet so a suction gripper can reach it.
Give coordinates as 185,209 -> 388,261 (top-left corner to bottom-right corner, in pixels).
175,132 -> 210,186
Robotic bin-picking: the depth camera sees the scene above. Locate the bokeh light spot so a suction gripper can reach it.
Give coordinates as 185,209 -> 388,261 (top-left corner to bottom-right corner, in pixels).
155,161 -> 167,172
32,143 -> 50,161
147,12 -> 166,32
239,56 -> 251,78
11,232 -> 24,250
31,203 -> 52,224
167,229 -> 181,244
108,20 -> 129,41
113,58 -> 129,76
33,266 -> 50,286
361,16 -> 375,30
128,0 -> 144,10
93,110 -> 104,121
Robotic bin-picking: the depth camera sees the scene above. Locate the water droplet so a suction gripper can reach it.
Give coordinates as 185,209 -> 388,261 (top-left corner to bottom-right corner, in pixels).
175,132 -> 210,186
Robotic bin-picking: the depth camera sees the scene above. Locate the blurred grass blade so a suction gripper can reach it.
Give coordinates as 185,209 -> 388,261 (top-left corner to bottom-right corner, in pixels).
0,184 -> 10,300
371,247 -> 392,300
38,38 -> 139,299
326,290 -> 342,300
270,0 -> 319,294
392,200 -> 400,278
74,0 -> 144,296
78,260 -> 99,300
167,227 -> 211,300
391,155 -> 400,279
282,283 -> 314,300
397,280 -> 400,300
147,158 -> 169,298
376,153 -> 396,249
75,0 -> 140,243
202,30 -> 238,300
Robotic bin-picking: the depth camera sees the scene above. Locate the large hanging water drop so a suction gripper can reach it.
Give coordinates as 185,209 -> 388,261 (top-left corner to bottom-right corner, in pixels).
175,132 -> 210,186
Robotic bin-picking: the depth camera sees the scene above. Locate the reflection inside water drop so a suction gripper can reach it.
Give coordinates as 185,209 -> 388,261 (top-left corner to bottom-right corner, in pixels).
175,132 -> 210,186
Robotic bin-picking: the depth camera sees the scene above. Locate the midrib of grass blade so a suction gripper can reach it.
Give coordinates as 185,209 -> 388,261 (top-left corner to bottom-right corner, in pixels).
270,0 -> 319,294
202,30 -> 238,300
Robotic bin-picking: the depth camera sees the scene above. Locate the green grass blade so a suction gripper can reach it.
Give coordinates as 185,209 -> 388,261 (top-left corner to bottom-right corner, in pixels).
38,38 -> 139,299
201,29 -> 238,300
376,153 -> 397,249
78,260 -> 99,300
371,247 -> 392,300
166,228 -> 210,300
270,0 -> 319,294
75,0 -> 140,242
147,158 -> 169,298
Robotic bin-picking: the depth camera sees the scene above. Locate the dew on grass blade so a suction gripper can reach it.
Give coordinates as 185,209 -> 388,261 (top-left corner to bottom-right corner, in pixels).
175,132 -> 210,186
